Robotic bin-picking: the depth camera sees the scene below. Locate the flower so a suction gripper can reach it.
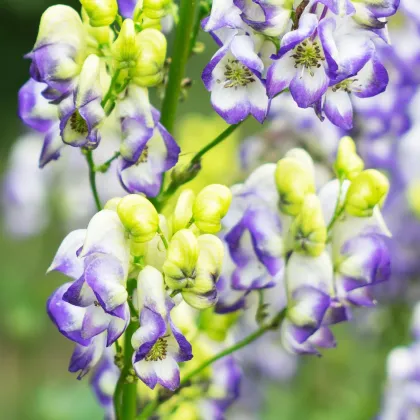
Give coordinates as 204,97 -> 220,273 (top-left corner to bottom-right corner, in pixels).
58,54 -> 105,148
132,266 -> 193,390
27,5 -> 87,101
202,32 -> 270,124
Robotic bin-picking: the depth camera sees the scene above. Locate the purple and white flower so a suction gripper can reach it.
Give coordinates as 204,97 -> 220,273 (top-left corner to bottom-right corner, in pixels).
132,266 -> 193,391
58,54 -> 105,148
116,86 -> 180,197
202,32 -> 270,124
26,5 -> 87,101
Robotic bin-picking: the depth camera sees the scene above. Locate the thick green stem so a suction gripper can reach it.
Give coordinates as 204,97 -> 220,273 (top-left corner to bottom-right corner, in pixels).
137,309 -> 287,419
84,150 -> 102,212
161,0 -> 197,133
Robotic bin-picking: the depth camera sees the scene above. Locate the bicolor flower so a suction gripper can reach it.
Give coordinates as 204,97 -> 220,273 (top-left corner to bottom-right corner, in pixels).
318,0 -> 400,28
90,348 -> 120,420
225,205 -> 284,290
117,88 -> 180,197
59,54 -> 105,148
132,266 -> 193,390
281,251 -> 336,355
236,0 -> 293,37
202,32 -> 270,124
320,56 -> 389,129
27,5 -> 87,101
267,13 -> 331,108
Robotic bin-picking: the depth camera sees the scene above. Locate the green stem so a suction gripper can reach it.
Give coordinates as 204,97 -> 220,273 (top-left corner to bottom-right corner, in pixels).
96,152 -> 121,173
161,0 -> 197,132
84,150 -> 102,212
189,1 -> 209,55
102,69 -> 122,108
190,122 -> 243,165
156,122 -> 243,210
157,227 -> 169,250
137,309 -> 287,419
327,178 -> 344,233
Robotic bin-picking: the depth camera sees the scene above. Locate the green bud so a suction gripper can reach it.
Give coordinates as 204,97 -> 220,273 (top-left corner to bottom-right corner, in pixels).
291,194 -> 327,257
345,169 -> 390,217
192,185 -> 232,234
182,235 -> 224,310
275,157 -> 315,216
117,194 -> 159,242
334,136 -> 364,181
111,19 -> 141,69
80,0 -> 118,27
407,180 -> 420,219
162,229 -> 199,290
171,189 -> 195,233
132,29 -> 167,87
171,161 -> 201,187
104,197 -> 122,211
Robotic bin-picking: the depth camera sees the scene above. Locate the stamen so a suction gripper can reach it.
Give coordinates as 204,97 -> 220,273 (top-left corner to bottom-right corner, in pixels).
70,110 -> 88,134
145,337 -> 168,361
293,40 -> 325,77
136,145 -> 149,165
223,59 -> 255,89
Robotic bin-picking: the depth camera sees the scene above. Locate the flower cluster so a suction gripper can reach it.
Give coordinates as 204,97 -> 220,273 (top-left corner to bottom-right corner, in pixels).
218,137 -> 392,354
202,0 -> 397,129
47,185 -> 231,390
18,1 -> 179,197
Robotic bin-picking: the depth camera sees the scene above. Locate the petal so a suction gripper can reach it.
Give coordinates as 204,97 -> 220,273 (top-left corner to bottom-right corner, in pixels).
290,65 -> 329,108
63,277 -> 96,307
246,79 -> 270,123
84,254 -> 128,314
324,88 -> 354,130
266,52 -> 296,98
203,0 -> 244,32
47,229 -> 86,279
169,316 -> 193,362
117,0 -> 137,18
81,305 -> 110,340
354,56 -> 389,98
137,266 -> 167,316
80,209 -> 130,277
230,34 -> 264,74
39,123 -> 63,168
47,282 -> 90,345
69,332 -> 107,379
107,307 -> 130,346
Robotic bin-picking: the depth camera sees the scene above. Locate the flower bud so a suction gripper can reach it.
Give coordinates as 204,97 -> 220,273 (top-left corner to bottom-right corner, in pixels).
345,169 -> 389,217
162,229 -> 199,290
111,19 -> 141,69
182,235 -> 224,310
134,0 -> 171,21
407,180 -> 420,219
117,194 -> 159,242
171,161 -> 201,187
80,0 -> 118,27
82,8 -> 113,49
291,194 -> 327,257
172,189 -> 195,233
333,136 -> 364,181
104,197 -> 122,211
192,185 -> 232,234
275,157 -> 315,216
133,29 -> 167,87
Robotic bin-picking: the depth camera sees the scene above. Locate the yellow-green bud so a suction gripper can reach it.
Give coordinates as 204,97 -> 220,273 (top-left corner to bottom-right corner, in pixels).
162,229 -> 199,290
182,235 -> 224,310
82,8 -> 113,48
112,19 -> 141,69
104,197 -> 122,211
192,185 -> 232,234
199,309 -> 240,342
275,157 -> 315,216
334,136 -> 364,181
117,194 -> 159,242
133,29 -> 167,87
345,169 -> 390,217
407,180 -> 420,219
134,0 -> 171,21
172,189 -> 195,233
80,0 -> 118,27
291,194 -> 327,257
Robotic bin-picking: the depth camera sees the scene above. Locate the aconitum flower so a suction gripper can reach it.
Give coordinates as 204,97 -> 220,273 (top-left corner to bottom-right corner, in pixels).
27,5 -> 87,101
132,266 -> 193,390
202,32 -> 270,124
59,55 -> 105,148
117,87 -> 180,197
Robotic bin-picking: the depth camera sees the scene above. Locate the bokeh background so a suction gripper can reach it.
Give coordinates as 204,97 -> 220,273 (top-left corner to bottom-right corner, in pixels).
0,1 -> 411,418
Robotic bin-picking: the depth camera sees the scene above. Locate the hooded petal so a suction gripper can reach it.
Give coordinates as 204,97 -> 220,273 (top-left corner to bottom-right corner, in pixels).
47,282 -> 90,345
204,0 -> 244,32
47,229 -> 86,279
84,254 -> 128,315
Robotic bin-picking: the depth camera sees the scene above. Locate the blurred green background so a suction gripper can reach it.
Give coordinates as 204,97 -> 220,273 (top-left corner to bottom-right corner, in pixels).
0,1 -> 410,418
